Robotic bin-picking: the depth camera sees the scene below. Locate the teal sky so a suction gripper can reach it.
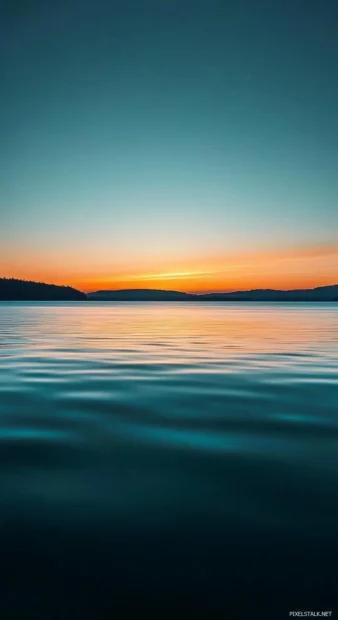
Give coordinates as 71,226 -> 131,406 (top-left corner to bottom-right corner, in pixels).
1,0 -> 338,291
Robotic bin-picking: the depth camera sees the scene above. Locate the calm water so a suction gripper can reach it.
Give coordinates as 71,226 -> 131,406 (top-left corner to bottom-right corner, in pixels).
0,302 -> 337,619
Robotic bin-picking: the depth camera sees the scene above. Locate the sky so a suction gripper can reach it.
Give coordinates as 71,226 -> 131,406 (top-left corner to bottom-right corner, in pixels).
1,0 -> 337,293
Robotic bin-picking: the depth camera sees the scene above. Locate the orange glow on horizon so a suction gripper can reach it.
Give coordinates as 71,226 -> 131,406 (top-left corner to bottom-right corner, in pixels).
2,243 -> 338,294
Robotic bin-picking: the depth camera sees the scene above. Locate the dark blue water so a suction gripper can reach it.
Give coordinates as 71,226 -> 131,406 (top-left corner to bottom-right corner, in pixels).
0,302 -> 337,619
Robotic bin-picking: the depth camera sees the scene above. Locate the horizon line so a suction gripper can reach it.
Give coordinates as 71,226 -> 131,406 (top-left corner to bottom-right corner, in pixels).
2,276 -> 338,296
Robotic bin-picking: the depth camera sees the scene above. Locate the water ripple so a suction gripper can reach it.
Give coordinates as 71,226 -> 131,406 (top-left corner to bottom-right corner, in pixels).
0,302 -> 337,617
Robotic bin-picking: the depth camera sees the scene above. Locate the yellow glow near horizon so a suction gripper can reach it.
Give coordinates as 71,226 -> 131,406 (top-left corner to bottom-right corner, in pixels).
2,242 -> 338,294
138,271 -> 215,280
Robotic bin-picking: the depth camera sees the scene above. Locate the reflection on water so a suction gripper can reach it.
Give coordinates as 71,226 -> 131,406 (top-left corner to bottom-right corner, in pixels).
0,302 -> 337,618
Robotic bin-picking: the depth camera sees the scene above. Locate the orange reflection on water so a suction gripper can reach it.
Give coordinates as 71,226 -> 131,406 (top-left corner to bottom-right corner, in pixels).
15,303 -> 337,370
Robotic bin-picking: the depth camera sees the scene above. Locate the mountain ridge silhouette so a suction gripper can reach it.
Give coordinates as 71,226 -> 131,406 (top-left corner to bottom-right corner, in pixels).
1,278 -> 337,301
88,284 -> 338,302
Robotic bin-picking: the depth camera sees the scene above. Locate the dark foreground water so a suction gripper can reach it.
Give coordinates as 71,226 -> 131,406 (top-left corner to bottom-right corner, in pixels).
0,302 -> 337,619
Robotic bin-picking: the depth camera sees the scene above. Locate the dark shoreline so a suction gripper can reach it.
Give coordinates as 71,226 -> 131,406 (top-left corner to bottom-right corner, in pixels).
1,278 -> 337,302
1,298 -> 337,303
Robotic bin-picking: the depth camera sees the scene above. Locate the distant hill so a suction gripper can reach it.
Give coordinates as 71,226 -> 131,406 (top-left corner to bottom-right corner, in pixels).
0,278 -> 86,301
1,280 -> 337,302
200,284 -> 338,302
87,288 -> 195,301
88,284 -> 338,302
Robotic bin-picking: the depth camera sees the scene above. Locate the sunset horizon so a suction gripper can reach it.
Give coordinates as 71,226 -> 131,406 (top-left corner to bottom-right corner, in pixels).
3,241 -> 338,294
3,1 -> 338,301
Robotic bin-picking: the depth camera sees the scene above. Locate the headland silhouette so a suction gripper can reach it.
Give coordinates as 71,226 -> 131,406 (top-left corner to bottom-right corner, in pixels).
1,278 -> 337,301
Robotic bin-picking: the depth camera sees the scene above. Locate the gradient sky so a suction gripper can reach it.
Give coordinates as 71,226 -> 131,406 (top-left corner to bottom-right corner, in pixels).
1,0 -> 337,292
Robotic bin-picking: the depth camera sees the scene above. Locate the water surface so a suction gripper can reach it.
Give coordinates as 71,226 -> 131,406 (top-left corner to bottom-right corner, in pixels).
0,302 -> 337,618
